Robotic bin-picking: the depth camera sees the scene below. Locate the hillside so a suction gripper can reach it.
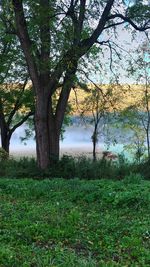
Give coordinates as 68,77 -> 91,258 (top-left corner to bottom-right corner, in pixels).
68,84 -> 148,114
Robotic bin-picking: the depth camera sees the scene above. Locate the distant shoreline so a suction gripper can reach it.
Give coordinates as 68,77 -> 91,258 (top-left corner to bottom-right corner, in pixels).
10,146 -> 103,159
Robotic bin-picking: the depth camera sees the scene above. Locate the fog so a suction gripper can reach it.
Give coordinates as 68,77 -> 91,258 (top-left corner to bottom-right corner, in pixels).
2,120 -> 126,158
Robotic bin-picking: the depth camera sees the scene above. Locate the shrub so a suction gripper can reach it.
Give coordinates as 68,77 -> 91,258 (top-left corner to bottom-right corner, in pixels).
123,173 -> 144,184
137,159 -> 150,180
0,148 -> 9,161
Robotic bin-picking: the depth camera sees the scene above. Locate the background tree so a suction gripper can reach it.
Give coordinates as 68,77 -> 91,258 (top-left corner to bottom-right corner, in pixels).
117,42 -> 150,160
1,0 -> 149,169
128,42 -> 150,157
118,106 -> 146,162
0,29 -> 34,154
0,82 -> 34,154
80,84 -> 119,161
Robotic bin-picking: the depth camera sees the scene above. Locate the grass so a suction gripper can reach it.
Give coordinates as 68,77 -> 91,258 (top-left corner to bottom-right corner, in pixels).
0,177 -> 150,266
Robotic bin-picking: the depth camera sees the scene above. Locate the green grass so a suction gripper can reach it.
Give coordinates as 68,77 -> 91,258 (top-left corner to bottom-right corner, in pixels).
0,178 -> 150,266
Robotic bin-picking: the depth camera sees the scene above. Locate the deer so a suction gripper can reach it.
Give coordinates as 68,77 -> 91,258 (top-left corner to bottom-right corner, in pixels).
102,151 -> 118,161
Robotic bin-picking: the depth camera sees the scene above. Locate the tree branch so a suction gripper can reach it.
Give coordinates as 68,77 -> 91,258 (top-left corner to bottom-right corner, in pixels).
55,63 -> 78,130
78,0 -> 86,35
7,78 -> 29,126
79,0 -> 115,53
12,0 -> 41,93
108,14 -> 150,31
104,21 -> 125,30
10,111 -> 34,134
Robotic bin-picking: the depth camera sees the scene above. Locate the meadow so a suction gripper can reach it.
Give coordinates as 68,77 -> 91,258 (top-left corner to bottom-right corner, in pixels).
0,177 -> 150,266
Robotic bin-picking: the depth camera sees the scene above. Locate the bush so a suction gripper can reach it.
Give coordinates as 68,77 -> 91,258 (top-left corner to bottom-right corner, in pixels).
137,159 -> 150,180
0,148 -> 9,161
0,157 -> 41,179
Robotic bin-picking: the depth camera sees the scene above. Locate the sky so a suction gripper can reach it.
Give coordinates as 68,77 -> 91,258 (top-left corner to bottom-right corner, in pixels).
91,26 -> 149,84
88,0 -> 150,84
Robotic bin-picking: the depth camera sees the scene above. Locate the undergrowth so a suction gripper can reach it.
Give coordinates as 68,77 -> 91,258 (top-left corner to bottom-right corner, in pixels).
0,154 -> 145,180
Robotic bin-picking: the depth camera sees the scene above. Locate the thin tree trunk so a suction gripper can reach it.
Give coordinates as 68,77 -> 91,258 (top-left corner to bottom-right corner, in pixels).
1,128 -> 10,154
92,123 -> 98,162
93,137 -> 96,162
0,109 -> 10,154
146,127 -> 150,158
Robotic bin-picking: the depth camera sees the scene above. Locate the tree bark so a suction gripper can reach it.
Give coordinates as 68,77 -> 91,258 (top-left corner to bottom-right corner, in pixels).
146,126 -> 150,158
0,99 -> 10,153
49,116 -> 60,162
1,128 -> 10,154
92,125 -> 98,162
92,138 -> 96,162
35,90 -> 51,169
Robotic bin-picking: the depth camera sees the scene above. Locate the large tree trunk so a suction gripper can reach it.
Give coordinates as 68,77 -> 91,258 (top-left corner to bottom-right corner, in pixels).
35,90 -> 62,169
35,78 -> 74,169
35,91 -> 51,169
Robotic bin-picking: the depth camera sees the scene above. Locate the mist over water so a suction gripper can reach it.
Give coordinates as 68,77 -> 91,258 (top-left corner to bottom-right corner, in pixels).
1,116 -> 127,158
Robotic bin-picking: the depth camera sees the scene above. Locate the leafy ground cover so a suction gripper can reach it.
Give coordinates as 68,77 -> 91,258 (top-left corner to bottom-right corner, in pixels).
0,177 -> 150,266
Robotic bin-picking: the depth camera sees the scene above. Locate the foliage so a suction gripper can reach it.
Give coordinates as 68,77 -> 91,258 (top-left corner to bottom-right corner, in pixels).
118,107 -> 147,162
0,178 -> 150,266
137,158 -> 150,180
116,41 -> 150,160
0,25 -> 34,152
0,83 -> 34,125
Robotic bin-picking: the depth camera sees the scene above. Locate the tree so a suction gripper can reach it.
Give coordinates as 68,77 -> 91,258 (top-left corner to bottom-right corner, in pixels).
128,42 -> 150,157
0,82 -> 34,153
118,42 -> 150,160
81,84 -> 118,161
0,29 -> 34,154
2,0 -> 149,169
118,106 -> 146,162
